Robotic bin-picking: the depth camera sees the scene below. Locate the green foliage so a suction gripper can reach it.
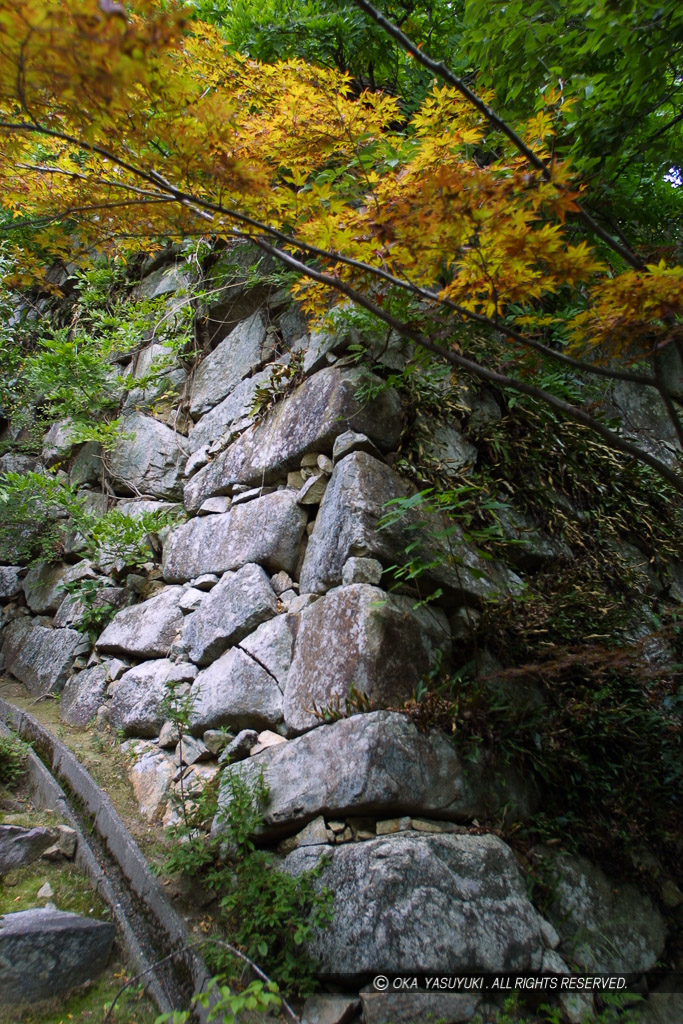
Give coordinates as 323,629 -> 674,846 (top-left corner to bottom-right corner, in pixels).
84,505 -> 185,570
162,767 -> 333,997
0,733 -> 30,788
58,576 -> 118,638
1,259 -> 193,455
0,468 -> 183,567
0,470 -> 91,563
191,0 -> 467,111
471,990 -> 646,1024
463,0 -> 683,252
155,977 -> 281,1024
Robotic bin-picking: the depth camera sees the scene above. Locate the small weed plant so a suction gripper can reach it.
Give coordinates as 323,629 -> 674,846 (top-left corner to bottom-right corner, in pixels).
0,733 -> 30,788
161,763 -> 333,999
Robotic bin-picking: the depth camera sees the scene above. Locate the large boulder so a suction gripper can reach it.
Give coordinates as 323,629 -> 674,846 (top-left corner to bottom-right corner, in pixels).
60,664 -> 110,726
538,850 -> 667,973
95,586 -> 184,658
186,367 -> 272,454
2,618 -> 84,695
183,367 -> 402,511
162,491 -> 308,583
188,647 -> 284,734
0,826 -> 55,876
216,711 -> 492,837
0,908 -> 115,1005
109,658 -> 198,736
108,412 -> 186,499
283,584 -> 450,734
189,311 -> 275,417
22,561 -> 95,616
182,563 -> 278,666
300,452 -> 519,605
283,833 -> 545,976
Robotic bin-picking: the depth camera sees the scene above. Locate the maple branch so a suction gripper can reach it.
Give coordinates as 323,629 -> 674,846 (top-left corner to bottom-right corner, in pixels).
247,234 -> 683,497
1,119 -> 677,490
349,0 -> 644,270
0,121 -> 655,388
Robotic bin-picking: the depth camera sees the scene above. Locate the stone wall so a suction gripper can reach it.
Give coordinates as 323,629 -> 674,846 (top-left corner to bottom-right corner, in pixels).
0,248 -> 677,1022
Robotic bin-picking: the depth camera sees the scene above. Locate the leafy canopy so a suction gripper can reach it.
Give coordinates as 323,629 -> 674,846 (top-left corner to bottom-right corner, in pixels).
0,0 -> 682,491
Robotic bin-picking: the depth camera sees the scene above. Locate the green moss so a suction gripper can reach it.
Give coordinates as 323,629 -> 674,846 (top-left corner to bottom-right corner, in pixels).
0,967 -> 159,1024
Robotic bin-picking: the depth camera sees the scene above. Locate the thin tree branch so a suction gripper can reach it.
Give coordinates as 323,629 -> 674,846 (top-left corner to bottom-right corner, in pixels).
1,122 -> 655,387
247,235 -> 683,495
349,0 -> 644,270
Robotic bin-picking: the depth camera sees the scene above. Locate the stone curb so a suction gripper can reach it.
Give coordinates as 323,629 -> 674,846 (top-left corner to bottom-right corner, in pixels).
0,698 -> 210,1019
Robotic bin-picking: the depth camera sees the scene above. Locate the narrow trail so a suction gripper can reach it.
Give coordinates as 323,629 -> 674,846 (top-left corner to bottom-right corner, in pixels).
0,695 -> 210,1020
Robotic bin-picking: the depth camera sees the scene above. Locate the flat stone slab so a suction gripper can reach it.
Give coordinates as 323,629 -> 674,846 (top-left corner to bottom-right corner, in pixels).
163,491 -> 308,583
189,647 -> 284,734
184,367 -> 402,511
189,311 -> 273,417
0,826 -> 55,876
283,833 -> 545,976
60,664 -> 110,726
96,586 -> 184,658
183,563 -> 278,666
108,411 -> 186,500
0,908 -> 115,1005
109,658 -> 198,736
216,711 -> 489,837
2,618 -> 83,695
283,584 -> 450,733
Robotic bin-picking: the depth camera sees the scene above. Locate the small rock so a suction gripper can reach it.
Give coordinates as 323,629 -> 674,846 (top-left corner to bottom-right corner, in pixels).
221,729 -> 259,763
287,470 -> 305,489
250,730 -> 287,756
338,827 -> 353,843
332,430 -> 382,464
158,721 -> 181,749
179,587 -> 205,613
191,573 -> 219,591
56,825 -> 78,859
297,473 -> 328,505
277,816 -> 330,855
184,445 -> 210,477
199,496 -> 232,515
174,735 -> 210,767
232,485 -> 276,506
327,821 -> 346,834
279,589 -> 298,609
317,454 -> 333,475
341,557 -> 383,586
37,882 -> 54,899
0,826 -> 56,876
105,657 -> 128,681
301,994 -> 360,1024
270,571 -> 294,595
287,593 -> 318,614
203,730 -> 231,756
376,816 -> 412,836
300,452 -> 322,468
410,818 -> 466,835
